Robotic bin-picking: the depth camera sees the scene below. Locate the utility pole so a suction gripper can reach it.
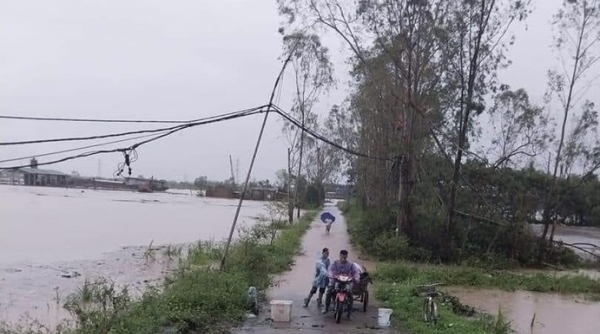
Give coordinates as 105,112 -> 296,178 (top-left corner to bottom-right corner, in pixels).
287,148 -> 293,224
219,41 -> 298,271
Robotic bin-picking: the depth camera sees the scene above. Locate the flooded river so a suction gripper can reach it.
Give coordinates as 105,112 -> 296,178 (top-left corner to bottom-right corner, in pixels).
0,185 -> 266,326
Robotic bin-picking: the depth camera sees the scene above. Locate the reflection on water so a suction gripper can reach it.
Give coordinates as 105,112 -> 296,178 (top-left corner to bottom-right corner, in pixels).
446,286 -> 600,334
0,185 -> 266,326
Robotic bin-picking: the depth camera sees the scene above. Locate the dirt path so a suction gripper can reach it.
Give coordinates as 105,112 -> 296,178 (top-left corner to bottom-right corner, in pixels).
232,202 -> 398,334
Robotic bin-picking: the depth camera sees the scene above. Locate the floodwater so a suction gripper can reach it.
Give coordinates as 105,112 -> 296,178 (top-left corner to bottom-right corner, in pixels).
530,224 -> 600,258
233,203 -> 398,334
446,224 -> 600,334
446,286 -> 600,334
0,185 -> 266,326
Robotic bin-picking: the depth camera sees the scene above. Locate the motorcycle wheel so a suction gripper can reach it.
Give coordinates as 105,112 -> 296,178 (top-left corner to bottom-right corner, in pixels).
334,300 -> 343,323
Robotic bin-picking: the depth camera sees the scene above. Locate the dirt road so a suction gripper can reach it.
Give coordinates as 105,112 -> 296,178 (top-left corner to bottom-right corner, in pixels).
232,202 -> 398,334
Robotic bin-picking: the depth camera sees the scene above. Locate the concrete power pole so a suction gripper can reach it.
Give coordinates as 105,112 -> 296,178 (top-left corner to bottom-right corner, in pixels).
287,148 -> 293,223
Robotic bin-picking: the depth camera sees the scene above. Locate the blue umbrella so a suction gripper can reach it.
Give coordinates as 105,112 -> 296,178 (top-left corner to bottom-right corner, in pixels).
320,212 -> 336,224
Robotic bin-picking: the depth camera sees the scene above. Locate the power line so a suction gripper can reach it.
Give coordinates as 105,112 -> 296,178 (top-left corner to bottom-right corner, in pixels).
0,105 -> 268,147
0,114 -> 216,124
0,104 -> 390,171
0,132 -> 169,164
272,106 -> 393,161
0,106 -> 268,170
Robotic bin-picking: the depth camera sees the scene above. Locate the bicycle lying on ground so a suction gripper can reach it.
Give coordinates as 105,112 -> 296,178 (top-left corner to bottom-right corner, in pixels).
414,283 -> 441,324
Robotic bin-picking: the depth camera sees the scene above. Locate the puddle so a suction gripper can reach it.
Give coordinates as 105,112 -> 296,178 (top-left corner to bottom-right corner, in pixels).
445,286 -> 600,334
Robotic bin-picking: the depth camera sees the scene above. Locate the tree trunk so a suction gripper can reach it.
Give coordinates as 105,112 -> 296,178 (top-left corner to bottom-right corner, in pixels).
287,148 -> 294,224
540,9 -> 585,258
294,110 -> 306,219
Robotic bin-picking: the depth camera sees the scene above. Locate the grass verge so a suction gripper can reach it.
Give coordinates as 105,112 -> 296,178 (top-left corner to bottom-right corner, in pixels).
375,283 -> 511,334
375,262 -> 600,294
2,208 -> 318,334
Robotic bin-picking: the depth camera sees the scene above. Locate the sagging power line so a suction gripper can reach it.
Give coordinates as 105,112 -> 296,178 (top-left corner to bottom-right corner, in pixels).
0,106 -> 270,170
0,105 -> 268,147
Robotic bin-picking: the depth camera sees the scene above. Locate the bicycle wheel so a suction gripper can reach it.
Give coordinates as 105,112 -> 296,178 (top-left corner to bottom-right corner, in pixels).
431,300 -> 438,324
423,298 -> 432,322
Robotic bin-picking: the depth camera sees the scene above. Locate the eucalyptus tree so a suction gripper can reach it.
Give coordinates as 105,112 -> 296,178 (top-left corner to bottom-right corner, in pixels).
440,0 -> 531,257
541,0 -> 600,248
280,31 -> 334,221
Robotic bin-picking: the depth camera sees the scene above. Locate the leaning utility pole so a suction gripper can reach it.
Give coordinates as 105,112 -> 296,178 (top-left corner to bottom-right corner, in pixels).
219,41 -> 299,271
287,148 -> 293,223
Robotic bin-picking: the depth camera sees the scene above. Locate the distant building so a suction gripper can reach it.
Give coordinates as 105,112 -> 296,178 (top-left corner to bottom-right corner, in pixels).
0,169 -> 24,185
206,184 -> 235,198
20,167 -> 68,187
0,158 -> 68,187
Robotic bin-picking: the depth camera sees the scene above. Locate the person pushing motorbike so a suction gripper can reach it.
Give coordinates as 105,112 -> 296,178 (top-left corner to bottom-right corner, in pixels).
303,248 -> 330,308
322,249 -> 360,314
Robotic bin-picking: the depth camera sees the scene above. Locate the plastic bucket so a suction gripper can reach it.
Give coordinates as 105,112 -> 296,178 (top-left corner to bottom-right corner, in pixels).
377,308 -> 393,327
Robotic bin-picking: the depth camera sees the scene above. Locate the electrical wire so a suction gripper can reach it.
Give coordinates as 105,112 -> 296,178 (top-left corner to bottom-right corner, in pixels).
0,114 -> 223,124
272,105 -> 393,161
0,132 -> 169,164
0,105 -> 268,147
0,104 -> 390,171
0,106 -> 268,170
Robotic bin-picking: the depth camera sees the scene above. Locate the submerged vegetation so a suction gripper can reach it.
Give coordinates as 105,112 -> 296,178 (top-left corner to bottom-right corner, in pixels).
1,207 -> 318,334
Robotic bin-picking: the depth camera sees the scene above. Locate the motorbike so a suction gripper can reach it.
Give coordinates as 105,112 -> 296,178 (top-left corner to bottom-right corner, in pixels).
332,274 -> 353,323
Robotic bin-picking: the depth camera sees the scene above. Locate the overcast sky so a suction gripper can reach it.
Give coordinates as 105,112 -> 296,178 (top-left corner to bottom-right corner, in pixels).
1,0 -> 597,182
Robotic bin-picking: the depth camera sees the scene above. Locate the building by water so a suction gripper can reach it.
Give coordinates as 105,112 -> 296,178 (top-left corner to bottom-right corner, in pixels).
0,158 -> 68,187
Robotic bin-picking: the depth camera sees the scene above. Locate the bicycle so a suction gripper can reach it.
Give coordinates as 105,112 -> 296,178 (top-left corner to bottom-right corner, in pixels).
415,283 -> 441,324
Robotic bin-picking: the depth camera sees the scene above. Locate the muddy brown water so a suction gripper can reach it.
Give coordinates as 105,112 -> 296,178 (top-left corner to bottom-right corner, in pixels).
232,202 -> 399,334
446,286 -> 600,334
0,185 -> 267,326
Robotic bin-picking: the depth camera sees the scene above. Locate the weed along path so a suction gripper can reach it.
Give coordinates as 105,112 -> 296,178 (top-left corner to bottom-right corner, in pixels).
233,202 -> 399,334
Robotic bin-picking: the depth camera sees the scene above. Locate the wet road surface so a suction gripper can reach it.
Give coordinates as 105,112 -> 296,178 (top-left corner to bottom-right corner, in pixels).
232,202 -> 399,334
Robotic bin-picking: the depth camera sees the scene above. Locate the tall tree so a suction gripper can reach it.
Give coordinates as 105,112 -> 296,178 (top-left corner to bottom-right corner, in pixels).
278,0 -> 452,238
541,0 -> 600,250
441,0 -> 530,258
280,31 -> 334,222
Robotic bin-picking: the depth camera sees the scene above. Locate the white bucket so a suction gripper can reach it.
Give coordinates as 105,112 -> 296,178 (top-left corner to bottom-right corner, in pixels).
377,308 -> 393,327
270,300 -> 293,322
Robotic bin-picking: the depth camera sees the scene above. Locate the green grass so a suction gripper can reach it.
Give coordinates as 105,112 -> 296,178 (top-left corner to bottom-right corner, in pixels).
375,262 -> 600,294
375,283 -> 512,334
1,209 -> 319,334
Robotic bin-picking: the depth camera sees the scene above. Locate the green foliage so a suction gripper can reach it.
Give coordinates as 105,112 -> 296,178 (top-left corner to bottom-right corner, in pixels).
303,183 -> 325,208
375,283 -> 512,334
341,163 -> 585,267
339,200 -> 409,260
374,262 -> 600,294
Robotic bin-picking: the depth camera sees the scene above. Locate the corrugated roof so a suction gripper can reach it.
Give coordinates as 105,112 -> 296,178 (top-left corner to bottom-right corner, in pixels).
19,167 -> 67,176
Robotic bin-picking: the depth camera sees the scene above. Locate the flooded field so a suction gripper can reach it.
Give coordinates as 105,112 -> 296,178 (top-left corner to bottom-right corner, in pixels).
446,286 -> 600,334
443,225 -> 600,334
0,185 -> 266,326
